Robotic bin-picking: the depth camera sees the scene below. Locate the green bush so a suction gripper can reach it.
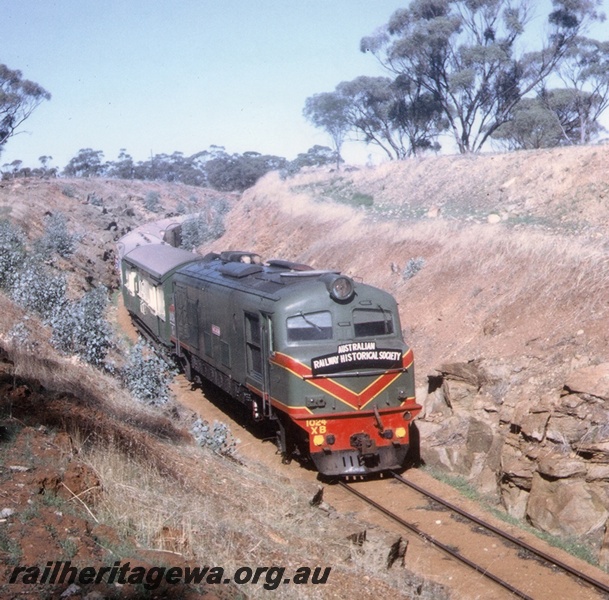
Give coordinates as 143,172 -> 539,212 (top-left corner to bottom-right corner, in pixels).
0,220 -> 26,289
144,191 -> 162,212
351,192 -> 374,207
36,212 -> 77,258
191,418 -> 238,457
51,286 -> 112,367
403,257 -> 425,280
122,341 -> 173,405
180,200 -> 227,250
10,259 -> 66,321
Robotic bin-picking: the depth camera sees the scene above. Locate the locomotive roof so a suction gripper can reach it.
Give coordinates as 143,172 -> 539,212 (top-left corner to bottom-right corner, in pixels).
123,244 -> 201,281
174,252 -> 347,300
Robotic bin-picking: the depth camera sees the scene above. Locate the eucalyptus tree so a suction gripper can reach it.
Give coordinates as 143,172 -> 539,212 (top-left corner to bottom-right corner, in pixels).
333,75 -> 447,159
286,145 -> 340,175
205,151 -> 287,192
303,92 -> 350,168
389,74 -> 449,154
0,63 -> 51,155
361,0 -> 604,153
554,37 -> 609,143
106,149 -> 135,179
491,95 -> 564,149
336,76 -> 407,160
63,148 -> 106,178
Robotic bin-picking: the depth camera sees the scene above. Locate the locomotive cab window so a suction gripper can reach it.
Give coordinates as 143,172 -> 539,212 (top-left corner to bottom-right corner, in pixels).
353,308 -> 394,337
287,311 -> 333,342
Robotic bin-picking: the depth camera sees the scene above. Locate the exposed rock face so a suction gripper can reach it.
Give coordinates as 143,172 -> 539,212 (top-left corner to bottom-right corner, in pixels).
418,360 -> 609,552
564,364 -> 609,400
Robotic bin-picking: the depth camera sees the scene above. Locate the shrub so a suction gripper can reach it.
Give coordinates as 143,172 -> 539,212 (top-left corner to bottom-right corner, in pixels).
180,214 -> 206,250
122,341 -> 173,405
87,193 -> 103,207
181,212 -> 225,250
180,199 -> 228,250
191,418 -> 238,457
37,212 -> 77,258
0,220 -> 26,289
403,257 -> 425,280
144,191 -> 162,213
10,259 -> 66,320
51,286 -> 112,367
351,192 -> 374,207
61,185 -> 77,198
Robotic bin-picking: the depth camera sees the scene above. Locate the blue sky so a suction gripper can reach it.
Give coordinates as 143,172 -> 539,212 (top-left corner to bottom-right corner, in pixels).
2,1 -> 409,169
2,1 -> 608,170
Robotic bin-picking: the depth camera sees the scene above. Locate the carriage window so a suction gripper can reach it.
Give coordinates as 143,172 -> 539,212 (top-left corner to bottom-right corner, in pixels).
287,311 -> 332,342
125,269 -> 138,294
353,308 -> 394,337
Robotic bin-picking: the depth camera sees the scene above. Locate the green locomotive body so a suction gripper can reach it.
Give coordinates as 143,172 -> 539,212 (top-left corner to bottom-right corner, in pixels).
121,246 -> 421,476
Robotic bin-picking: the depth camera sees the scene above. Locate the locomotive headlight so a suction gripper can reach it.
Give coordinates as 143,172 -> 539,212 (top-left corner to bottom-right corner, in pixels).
319,273 -> 355,302
330,276 -> 354,302
396,427 -> 406,439
313,435 -> 325,446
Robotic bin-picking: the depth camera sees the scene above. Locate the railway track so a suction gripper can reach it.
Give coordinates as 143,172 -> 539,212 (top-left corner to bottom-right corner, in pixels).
339,472 -> 609,600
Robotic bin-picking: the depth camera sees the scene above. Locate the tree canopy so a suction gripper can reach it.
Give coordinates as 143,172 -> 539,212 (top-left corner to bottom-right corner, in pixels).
358,0 -> 604,154
49,146 -> 291,192
4,3 -> 609,177
303,93 -> 350,168
0,63 -> 50,155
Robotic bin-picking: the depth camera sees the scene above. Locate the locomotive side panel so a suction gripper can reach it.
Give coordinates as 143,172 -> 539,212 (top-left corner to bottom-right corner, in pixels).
172,269 -> 278,417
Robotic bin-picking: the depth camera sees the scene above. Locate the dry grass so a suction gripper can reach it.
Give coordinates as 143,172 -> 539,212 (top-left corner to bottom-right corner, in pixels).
79,441 -> 443,599
431,225 -> 609,317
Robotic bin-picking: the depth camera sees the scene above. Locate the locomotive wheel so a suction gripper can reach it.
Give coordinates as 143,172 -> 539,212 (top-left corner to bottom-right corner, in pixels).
181,354 -> 193,382
276,416 -> 302,465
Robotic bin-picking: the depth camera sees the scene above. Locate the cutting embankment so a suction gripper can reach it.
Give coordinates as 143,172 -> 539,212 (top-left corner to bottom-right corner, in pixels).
203,145 -> 609,553
2,145 -> 609,597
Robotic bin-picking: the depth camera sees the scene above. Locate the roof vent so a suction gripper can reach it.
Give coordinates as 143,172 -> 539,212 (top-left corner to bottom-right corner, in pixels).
219,251 -> 262,264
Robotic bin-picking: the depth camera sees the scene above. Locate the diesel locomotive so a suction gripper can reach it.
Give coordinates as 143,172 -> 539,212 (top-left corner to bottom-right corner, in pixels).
120,241 -> 421,476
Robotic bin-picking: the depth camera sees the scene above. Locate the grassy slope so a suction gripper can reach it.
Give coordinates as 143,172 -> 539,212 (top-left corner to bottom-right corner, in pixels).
205,145 -> 609,384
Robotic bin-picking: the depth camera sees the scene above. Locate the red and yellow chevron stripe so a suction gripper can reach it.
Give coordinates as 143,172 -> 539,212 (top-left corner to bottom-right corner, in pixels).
270,348 -> 414,411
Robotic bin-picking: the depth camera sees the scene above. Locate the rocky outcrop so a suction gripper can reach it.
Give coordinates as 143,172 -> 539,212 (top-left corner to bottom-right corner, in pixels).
418,360 -> 609,553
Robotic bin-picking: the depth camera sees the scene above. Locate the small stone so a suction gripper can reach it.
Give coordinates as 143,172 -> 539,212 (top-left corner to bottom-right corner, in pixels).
9,465 -> 30,472
61,584 -> 81,598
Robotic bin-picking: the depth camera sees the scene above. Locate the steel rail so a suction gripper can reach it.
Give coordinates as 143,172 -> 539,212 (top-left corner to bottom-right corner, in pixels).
338,480 -> 535,600
391,471 -> 609,596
